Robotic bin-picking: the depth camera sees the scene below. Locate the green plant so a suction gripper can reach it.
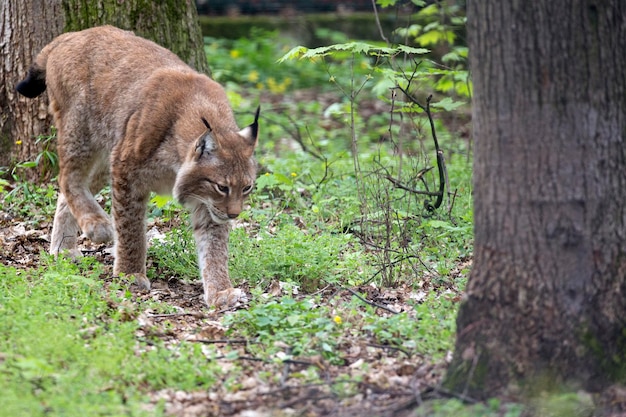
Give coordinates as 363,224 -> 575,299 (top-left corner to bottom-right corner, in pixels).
205,29 -> 333,93
224,295 -> 344,363
0,257 -> 227,417
360,291 -> 458,358
229,220 -> 363,291
34,127 -> 59,179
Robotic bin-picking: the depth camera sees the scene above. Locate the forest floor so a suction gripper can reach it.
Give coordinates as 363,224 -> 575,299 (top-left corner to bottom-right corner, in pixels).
0,212 -> 469,417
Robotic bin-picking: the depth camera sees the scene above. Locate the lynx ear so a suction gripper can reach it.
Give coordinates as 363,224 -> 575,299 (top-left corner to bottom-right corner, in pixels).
201,117 -> 212,131
238,106 -> 260,147
195,117 -> 217,158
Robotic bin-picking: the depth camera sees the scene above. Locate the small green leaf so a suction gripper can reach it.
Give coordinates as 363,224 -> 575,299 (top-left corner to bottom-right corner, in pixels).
430,97 -> 465,111
278,45 -> 308,62
396,44 -> 430,55
151,194 -> 172,209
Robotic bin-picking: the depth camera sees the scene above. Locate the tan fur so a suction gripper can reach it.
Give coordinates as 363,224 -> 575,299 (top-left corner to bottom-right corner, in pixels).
17,26 -> 259,307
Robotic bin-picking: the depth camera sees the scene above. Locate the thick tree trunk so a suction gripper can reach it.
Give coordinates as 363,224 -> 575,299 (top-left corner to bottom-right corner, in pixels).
0,0 -> 64,178
62,0 -> 209,75
444,0 -> 626,400
1,0 -> 208,180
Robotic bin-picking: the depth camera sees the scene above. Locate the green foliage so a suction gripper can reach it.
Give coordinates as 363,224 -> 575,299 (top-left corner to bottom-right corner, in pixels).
205,29 -> 331,93
0,180 -> 57,227
361,292 -> 457,357
414,398 -> 524,417
224,296 -> 344,363
0,258 -> 225,417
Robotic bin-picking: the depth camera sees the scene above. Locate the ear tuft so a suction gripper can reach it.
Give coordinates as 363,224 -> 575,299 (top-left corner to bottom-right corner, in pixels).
201,117 -> 212,131
238,106 -> 260,147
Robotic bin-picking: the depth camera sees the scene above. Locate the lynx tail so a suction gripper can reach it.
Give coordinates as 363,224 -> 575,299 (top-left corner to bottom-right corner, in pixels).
16,65 -> 47,98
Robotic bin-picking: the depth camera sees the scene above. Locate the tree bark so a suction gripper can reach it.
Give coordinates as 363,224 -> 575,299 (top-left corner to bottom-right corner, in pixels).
444,0 -> 626,400
1,0 -> 208,180
61,0 -> 209,75
0,0 -> 64,178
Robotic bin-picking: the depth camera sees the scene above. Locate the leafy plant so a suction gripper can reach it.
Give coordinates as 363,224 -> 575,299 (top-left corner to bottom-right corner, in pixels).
0,258 -> 225,416
224,295 -> 344,363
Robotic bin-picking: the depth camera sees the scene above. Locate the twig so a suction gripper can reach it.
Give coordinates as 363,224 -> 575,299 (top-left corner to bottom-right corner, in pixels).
447,188 -> 458,217
422,384 -> 479,404
213,355 -> 316,367
395,84 -> 447,211
371,0 -> 390,45
188,338 -> 252,345
343,286 -> 400,314
147,312 -> 206,319
280,347 -> 293,386
385,174 -> 440,197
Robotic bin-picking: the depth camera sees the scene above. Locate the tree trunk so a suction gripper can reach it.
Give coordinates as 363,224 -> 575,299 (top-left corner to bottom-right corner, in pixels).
62,0 -> 209,75
1,0 -> 208,181
444,0 -> 626,400
0,0 -> 64,178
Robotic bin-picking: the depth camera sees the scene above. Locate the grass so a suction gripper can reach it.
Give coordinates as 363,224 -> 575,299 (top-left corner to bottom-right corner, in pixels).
0,22 -> 484,417
0,257 -> 244,416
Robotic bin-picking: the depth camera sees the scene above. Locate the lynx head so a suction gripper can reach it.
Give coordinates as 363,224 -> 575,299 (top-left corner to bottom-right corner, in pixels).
174,107 -> 259,224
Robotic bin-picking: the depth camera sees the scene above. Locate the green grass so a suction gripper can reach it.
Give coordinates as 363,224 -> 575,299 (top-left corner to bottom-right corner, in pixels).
0,258 -> 225,417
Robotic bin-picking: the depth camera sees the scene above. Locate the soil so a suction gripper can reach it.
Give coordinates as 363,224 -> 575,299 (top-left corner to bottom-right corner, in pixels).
0,210 -> 460,417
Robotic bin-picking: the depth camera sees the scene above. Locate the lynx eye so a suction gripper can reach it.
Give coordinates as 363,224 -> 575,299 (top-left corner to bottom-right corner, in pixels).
216,184 -> 229,195
242,185 -> 253,195
206,179 -> 229,195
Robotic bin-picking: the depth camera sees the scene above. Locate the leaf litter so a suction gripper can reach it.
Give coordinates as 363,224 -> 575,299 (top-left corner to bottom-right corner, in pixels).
0,201 -> 464,417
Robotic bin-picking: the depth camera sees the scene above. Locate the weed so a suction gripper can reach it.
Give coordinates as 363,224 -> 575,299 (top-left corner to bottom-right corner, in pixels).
0,258 -> 224,416
224,295 -> 344,363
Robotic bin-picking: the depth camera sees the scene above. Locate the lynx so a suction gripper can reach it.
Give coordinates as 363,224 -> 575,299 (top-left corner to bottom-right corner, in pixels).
16,25 -> 259,307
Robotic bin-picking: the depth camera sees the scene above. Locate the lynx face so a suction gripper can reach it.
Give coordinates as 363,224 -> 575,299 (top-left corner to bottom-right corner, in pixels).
174,121 -> 257,224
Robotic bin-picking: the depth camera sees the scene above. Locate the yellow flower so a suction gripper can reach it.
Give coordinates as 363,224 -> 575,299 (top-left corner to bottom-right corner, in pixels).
290,172 -> 297,177
247,70 -> 259,83
15,140 -> 22,145
229,49 -> 241,59
333,316 -> 342,325
265,172 -> 270,176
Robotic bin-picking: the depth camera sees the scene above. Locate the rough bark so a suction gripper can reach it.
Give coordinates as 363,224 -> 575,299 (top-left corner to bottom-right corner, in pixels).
444,0 -> 626,399
0,0 -> 64,177
61,0 -> 209,75
1,0 -> 209,180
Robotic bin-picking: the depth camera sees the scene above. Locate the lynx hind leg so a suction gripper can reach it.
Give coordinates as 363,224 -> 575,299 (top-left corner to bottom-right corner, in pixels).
57,147 -> 114,245
49,193 -> 82,258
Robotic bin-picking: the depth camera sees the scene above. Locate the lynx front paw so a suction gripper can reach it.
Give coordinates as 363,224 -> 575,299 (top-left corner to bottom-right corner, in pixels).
130,273 -> 151,292
205,288 -> 248,308
83,217 -> 114,244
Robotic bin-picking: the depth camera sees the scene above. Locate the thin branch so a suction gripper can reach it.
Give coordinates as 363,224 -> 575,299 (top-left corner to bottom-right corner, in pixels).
187,338 -> 253,345
213,355 -> 316,367
384,173 -> 440,197
147,312 -> 206,319
395,84 -> 447,210
343,286 -> 400,314
366,343 -> 412,357
371,0 -> 390,45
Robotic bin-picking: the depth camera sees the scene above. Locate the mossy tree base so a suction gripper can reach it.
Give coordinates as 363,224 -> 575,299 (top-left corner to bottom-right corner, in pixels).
444,0 -> 626,400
